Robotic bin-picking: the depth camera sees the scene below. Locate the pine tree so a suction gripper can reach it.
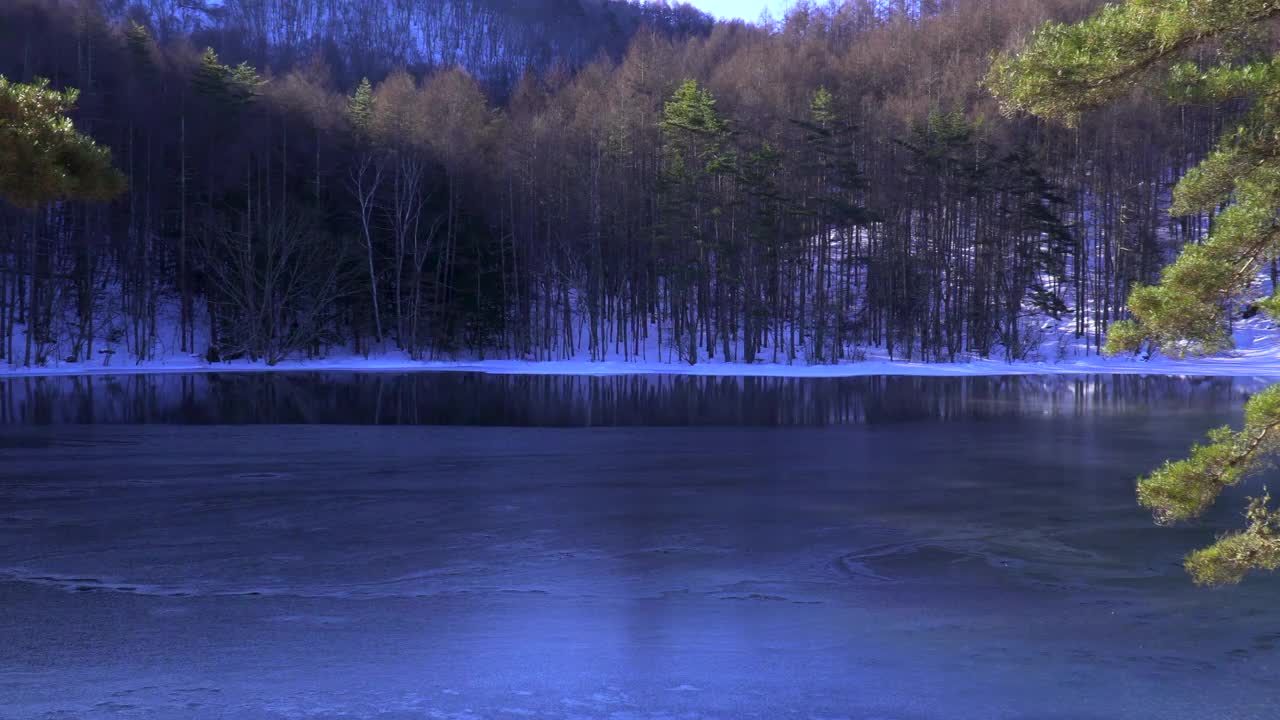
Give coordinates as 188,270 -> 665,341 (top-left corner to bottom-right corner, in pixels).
0,75 -> 125,208
793,87 -> 874,361
193,48 -> 262,109
659,79 -> 731,363
347,77 -> 375,140
989,0 -> 1280,585
123,21 -> 153,68
0,74 -> 125,367
346,77 -> 385,344
737,140 -> 788,364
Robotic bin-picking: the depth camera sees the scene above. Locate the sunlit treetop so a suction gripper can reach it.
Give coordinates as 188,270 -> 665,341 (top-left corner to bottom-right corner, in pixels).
660,79 -> 733,178
193,48 -> 264,109
0,75 -> 126,209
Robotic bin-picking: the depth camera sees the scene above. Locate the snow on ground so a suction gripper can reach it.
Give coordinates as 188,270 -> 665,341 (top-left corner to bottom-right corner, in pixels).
7,268 -> 1280,379
5,314 -> 1280,379
7,343 -> 1280,378
5,344 -> 1280,379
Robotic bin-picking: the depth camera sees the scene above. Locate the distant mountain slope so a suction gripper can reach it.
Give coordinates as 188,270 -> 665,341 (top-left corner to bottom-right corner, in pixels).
81,0 -> 716,90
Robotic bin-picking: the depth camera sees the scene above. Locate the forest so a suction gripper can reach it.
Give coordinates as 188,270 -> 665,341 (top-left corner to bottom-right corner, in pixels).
0,0 -> 1242,368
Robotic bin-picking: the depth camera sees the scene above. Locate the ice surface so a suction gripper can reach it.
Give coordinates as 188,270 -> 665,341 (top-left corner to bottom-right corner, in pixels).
2,375 -> 1280,719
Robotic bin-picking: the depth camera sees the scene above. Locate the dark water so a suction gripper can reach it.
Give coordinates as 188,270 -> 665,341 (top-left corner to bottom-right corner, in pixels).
2,373 -> 1279,720
0,371 -> 1266,426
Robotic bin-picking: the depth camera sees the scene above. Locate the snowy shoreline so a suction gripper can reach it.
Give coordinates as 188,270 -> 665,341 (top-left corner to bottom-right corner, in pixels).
9,276 -> 1280,381
6,353 -> 1280,379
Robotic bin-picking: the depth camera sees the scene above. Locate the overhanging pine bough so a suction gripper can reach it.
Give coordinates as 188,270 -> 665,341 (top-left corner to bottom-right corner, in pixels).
987,0 -> 1280,586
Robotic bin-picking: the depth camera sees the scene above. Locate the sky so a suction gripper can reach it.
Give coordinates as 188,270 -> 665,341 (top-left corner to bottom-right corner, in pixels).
682,0 -> 791,23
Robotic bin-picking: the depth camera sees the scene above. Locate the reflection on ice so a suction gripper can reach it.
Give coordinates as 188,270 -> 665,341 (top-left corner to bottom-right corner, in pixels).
0,370 -> 1272,425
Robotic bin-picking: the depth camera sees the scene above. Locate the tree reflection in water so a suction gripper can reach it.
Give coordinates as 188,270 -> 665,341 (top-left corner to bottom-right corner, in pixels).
0,372 -> 1268,426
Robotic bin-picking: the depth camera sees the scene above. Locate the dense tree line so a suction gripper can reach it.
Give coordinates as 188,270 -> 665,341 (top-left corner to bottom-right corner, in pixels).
0,0 -> 1238,368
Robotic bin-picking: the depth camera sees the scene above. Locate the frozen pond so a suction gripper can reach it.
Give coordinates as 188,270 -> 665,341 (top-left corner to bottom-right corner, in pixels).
2,373 -> 1280,719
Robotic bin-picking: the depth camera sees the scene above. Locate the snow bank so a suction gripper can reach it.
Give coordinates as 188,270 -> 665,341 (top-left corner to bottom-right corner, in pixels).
5,342 -> 1280,379
7,291 -> 1280,379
